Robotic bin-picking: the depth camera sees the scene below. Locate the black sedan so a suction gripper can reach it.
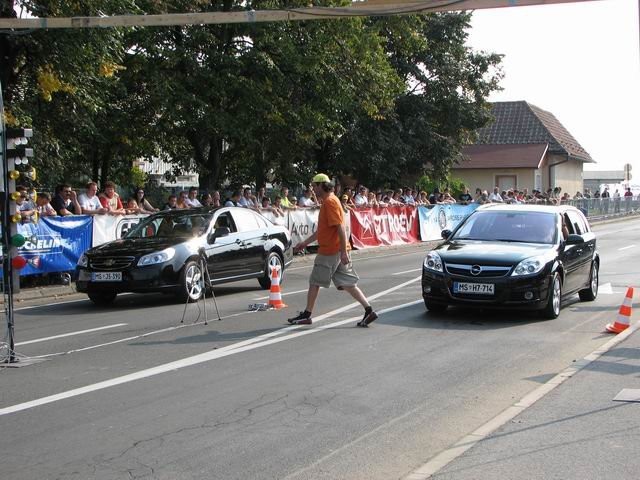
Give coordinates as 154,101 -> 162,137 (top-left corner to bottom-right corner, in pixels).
422,204 -> 599,319
76,207 -> 294,305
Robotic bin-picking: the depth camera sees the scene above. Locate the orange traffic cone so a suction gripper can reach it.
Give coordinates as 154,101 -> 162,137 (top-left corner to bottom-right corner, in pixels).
268,266 -> 287,309
606,287 -> 634,334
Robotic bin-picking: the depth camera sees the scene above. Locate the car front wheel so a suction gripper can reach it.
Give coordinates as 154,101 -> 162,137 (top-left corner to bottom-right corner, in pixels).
258,252 -> 284,290
177,260 -> 205,303
578,261 -> 598,302
543,273 -> 562,319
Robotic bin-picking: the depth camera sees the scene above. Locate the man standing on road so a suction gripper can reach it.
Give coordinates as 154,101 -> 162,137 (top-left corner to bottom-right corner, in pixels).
288,173 -> 378,327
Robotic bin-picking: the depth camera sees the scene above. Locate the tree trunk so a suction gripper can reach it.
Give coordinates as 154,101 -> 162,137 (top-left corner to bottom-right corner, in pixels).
197,136 -> 224,192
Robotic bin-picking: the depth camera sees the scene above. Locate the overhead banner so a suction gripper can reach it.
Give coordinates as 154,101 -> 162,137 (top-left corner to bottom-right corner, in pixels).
349,206 -> 419,249
418,204 -> 478,241
92,214 -> 147,247
16,216 -> 93,276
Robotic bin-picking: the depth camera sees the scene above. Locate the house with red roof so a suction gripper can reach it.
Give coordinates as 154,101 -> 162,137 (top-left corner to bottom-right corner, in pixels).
455,101 -> 595,195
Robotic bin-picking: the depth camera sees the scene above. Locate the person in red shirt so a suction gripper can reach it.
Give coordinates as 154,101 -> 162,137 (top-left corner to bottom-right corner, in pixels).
288,173 -> 377,327
99,181 -> 126,215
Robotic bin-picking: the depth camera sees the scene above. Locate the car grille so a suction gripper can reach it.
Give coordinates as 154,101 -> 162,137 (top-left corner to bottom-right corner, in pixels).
445,263 -> 511,278
90,256 -> 135,270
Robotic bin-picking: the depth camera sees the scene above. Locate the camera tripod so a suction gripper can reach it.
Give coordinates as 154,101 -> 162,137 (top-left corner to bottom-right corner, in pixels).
179,252 -> 222,325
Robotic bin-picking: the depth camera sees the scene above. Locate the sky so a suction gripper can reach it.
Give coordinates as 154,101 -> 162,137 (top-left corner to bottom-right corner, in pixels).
467,0 -> 640,179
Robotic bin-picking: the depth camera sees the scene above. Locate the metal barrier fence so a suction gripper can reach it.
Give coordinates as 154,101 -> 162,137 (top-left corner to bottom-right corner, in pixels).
556,197 -> 640,217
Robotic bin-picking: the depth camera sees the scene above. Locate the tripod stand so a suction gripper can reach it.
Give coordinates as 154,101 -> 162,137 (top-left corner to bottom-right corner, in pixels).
179,252 -> 222,325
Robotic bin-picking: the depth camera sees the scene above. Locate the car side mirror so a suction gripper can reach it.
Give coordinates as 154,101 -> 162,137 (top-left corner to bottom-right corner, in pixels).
441,229 -> 452,240
565,233 -> 584,245
208,226 -> 230,244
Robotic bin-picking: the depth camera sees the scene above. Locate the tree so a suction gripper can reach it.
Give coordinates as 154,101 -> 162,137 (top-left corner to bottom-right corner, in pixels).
337,13 -> 503,188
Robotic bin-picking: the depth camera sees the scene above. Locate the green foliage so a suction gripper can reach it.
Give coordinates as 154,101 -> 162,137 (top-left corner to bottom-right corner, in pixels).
1,4 -> 503,194
416,174 -> 467,198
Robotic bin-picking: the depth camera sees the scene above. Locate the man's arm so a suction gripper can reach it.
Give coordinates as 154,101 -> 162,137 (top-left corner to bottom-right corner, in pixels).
294,231 -> 318,253
67,191 -> 81,214
337,224 -> 350,264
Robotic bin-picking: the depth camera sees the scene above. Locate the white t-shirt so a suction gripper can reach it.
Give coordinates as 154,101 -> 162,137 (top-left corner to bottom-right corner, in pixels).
298,196 -> 315,207
353,194 -> 368,206
78,193 -> 102,211
185,197 -> 203,208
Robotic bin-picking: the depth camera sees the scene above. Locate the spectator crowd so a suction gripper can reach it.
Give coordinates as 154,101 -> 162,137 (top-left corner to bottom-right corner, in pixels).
14,180 -> 640,225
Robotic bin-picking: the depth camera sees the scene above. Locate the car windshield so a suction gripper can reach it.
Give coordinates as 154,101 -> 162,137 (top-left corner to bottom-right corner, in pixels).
125,212 -> 214,239
454,210 -> 558,244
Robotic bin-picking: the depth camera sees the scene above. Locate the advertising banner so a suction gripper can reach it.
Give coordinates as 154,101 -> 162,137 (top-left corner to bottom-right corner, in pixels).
418,204 -> 478,241
287,208 -> 319,246
16,216 -> 93,276
349,206 -> 419,249
92,214 -> 147,247
260,210 -> 288,228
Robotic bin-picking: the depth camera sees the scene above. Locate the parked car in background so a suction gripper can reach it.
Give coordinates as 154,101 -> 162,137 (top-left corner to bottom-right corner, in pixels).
422,204 -> 599,319
76,207 -> 294,305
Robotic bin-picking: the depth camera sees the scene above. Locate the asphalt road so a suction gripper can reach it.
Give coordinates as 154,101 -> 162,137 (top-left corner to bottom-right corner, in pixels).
1,217 -> 639,480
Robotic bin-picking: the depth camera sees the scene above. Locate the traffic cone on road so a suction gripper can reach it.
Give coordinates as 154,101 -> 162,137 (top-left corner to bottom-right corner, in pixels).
605,287 -> 634,334
267,266 -> 287,309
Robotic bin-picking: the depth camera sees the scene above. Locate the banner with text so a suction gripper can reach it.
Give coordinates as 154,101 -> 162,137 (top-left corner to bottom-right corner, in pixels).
349,206 -> 419,249
418,204 -> 478,241
92,214 -> 147,247
16,216 -> 93,276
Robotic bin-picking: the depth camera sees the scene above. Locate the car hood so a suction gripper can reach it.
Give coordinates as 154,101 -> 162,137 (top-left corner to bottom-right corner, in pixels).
436,240 -> 554,265
89,238 -> 184,257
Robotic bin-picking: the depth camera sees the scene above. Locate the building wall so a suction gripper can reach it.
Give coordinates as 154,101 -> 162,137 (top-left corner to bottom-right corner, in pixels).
548,155 -> 583,195
451,168 -> 536,192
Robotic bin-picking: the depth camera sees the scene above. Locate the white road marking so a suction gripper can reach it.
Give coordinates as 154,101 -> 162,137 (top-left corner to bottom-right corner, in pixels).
16,324 -> 127,346
618,244 -> 636,251
392,268 -> 422,276
32,311 -> 250,359
598,282 -> 613,294
254,289 -> 308,300
0,277 -> 421,416
403,318 -> 640,480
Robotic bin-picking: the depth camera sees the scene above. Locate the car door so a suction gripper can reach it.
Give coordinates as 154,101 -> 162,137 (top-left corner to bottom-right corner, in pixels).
205,210 -> 244,281
559,212 -> 583,293
229,208 -> 267,276
566,209 -> 595,290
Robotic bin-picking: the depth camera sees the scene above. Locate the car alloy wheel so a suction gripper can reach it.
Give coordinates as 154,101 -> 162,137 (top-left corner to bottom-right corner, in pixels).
543,273 -> 562,319
258,252 -> 283,290
179,260 -> 204,302
579,262 -> 599,302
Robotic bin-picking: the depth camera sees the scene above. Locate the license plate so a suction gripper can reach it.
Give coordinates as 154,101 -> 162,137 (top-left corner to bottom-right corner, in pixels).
453,282 -> 494,295
91,272 -> 122,282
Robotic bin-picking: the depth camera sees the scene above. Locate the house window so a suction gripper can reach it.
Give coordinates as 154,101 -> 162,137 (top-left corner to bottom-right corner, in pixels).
535,172 -> 542,191
496,175 -> 517,193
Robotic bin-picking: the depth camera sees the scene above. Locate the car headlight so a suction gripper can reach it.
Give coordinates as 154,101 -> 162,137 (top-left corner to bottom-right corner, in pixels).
137,247 -> 175,266
423,251 -> 443,273
77,253 -> 88,268
512,256 -> 547,276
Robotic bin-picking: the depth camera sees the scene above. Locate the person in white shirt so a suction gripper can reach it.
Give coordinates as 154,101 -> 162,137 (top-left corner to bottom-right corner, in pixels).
489,187 -> 503,203
78,181 -> 108,215
238,187 -> 257,208
297,188 -> 317,208
353,187 -> 369,207
184,187 -> 203,208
